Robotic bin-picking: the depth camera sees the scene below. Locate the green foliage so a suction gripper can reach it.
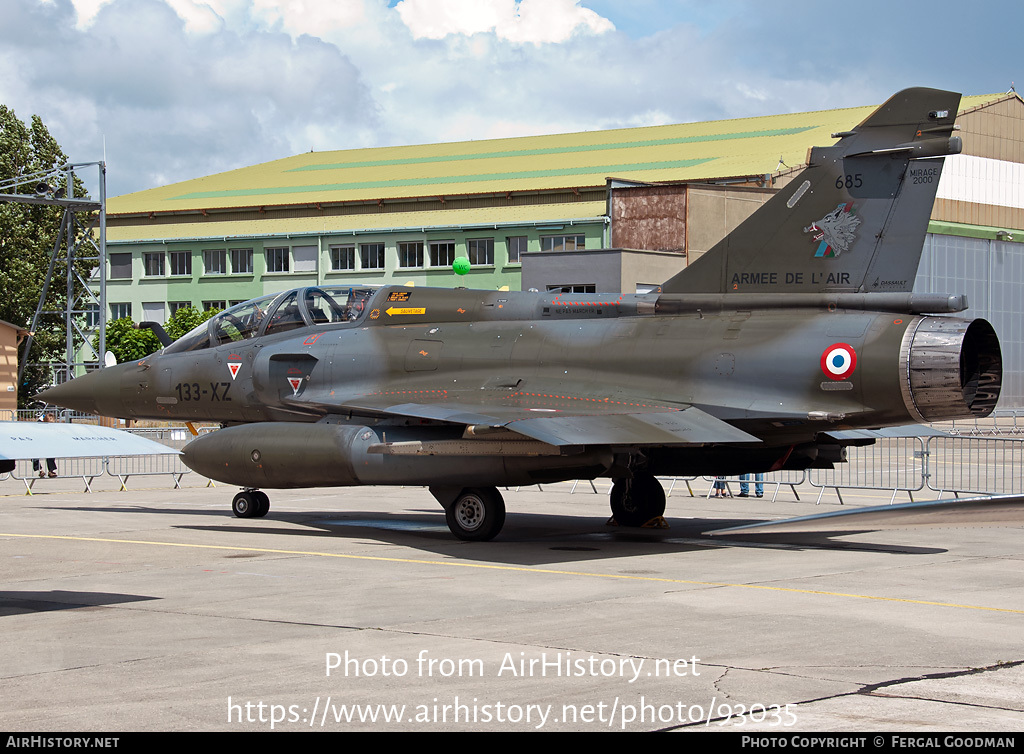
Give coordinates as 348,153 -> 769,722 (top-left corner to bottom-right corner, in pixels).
102,318 -> 161,363
97,306 -> 220,364
166,305 -> 218,340
1,105 -> 96,405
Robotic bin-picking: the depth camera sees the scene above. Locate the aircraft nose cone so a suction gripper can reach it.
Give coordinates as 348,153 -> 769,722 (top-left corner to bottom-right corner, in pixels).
37,365 -> 124,416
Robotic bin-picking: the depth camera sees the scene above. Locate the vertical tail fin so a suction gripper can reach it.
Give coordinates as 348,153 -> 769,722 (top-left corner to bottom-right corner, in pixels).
662,88 -> 962,294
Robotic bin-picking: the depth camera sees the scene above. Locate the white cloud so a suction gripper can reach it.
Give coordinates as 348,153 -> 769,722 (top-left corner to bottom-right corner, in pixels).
246,0 -> 366,36
64,0 -> 112,27
5,0 -> 380,195
164,0 -> 224,34
13,0 -> 975,199
395,0 -> 614,43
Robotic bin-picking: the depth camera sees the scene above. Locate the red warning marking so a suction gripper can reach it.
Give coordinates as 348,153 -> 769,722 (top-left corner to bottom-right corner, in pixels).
303,333 -> 321,345
287,377 -> 303,395
227,362 -> 241,380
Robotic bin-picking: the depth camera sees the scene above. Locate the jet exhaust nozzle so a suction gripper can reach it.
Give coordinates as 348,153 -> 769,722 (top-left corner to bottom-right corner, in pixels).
900,317 -> 1002,422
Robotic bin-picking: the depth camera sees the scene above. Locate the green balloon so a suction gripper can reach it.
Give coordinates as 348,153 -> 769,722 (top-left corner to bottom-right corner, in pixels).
453,258 -> 470,275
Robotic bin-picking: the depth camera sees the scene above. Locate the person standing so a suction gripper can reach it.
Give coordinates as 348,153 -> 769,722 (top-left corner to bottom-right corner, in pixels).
32,413 -> 58,478
739,473 -> 763,498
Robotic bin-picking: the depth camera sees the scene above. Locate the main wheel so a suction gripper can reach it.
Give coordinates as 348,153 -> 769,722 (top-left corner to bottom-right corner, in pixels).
445,487 -> 506,541
253,490 -> 270,517
232,491 -> 260,518
610,473 -> 666,527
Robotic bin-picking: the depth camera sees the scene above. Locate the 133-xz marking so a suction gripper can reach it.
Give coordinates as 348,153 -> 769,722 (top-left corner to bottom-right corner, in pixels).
175,382 -> 232,402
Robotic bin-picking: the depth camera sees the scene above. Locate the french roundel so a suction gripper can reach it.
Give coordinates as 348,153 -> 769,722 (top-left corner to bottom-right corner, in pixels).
820,343 -> 857,380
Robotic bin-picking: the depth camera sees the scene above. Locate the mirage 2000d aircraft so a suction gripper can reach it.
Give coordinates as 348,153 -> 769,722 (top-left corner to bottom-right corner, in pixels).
40,88 -> 1004,541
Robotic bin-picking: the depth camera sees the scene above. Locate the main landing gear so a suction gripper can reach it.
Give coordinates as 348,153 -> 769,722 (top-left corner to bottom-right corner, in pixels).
437,486 -> 506,541
232,489 -> 270,518
609,472 -> 666,527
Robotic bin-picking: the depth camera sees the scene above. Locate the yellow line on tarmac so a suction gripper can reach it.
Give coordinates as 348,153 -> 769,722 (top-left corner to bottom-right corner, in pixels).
3,532 -> 1023,615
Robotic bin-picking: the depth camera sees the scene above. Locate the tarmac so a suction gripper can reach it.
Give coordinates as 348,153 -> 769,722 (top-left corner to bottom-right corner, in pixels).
1,472 -> 1022,732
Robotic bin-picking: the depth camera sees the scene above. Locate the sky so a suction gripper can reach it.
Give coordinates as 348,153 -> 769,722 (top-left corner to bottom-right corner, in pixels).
2,0 -> 1020,198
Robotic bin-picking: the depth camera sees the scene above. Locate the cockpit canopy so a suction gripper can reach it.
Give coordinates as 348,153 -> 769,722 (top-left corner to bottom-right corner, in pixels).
164,285 -> 376,354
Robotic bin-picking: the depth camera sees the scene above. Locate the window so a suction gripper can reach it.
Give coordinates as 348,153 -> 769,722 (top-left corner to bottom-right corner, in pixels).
109,253 -> 132,279
203,249 -> 227,275
143,252 -> 165,277
292,245 -> 317,273
330,245 -> 355,271
83,304 -> 100,328
361,243 -> 385,269
507,236 -> 527,263
231,248 -> 253,274
430,240 -> 455,267
142,302 -> 165,324
169,250 -> 192,276
169,301 -> 191,315
541,234 -> 585,252
264,291 -> 304,335
398,241 -> 424,268
468,238 -> 494,265
203,300 -> 226,312
266,247 -> 289,273
110,302 -> 132,320
547,284 -> 596,294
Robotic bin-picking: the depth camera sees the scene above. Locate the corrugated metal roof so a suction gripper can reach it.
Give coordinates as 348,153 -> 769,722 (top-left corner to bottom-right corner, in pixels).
107,202 -> 608,243
109,93 -> 1007,217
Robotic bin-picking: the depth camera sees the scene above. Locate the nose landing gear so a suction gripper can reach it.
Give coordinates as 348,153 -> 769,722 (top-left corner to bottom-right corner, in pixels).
232,489 -> 270,518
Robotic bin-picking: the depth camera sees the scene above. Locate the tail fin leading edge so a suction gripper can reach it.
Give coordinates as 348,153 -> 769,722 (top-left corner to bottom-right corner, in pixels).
662,88 -> 962,295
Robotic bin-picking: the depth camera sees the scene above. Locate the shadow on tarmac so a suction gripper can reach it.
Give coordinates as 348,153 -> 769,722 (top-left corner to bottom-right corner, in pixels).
0,590 -> 158,617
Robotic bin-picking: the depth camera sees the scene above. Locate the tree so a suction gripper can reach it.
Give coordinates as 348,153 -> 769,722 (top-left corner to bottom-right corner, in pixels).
0,105 -> 95,405
98,306 -> 221,364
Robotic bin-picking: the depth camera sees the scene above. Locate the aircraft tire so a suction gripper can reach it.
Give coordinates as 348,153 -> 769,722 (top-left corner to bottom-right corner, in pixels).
253,491 -> 271,517
610,473 -> 666,527
232,491 -> 261,519
446,487 -> 506,541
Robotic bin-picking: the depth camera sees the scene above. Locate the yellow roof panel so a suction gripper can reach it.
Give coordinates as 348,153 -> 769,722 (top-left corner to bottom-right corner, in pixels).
107,202 -> 607,243
109,93 -> 1011,216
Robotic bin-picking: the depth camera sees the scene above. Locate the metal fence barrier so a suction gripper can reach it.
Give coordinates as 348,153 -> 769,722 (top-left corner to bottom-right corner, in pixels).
925,436 -> 1024,496
700,471 -> 806,501
10,457 -> 108,494
105,454 -> 193,490
105,427 -> 214,489
809,437 -> 926,504
939,409 -> 1024,436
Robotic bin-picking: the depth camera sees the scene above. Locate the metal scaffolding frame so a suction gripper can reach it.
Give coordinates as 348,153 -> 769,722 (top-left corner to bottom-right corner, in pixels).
0,162 -> 106,387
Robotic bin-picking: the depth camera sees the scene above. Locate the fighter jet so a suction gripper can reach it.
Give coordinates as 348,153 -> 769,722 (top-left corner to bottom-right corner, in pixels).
40,88 -> 1002,540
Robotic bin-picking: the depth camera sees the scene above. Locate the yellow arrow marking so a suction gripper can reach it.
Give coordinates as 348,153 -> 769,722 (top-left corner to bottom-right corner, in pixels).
386,307 -> 426,316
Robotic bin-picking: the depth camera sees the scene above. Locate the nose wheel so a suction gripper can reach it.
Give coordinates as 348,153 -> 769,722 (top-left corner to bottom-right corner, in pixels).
232,489 -> 270,518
